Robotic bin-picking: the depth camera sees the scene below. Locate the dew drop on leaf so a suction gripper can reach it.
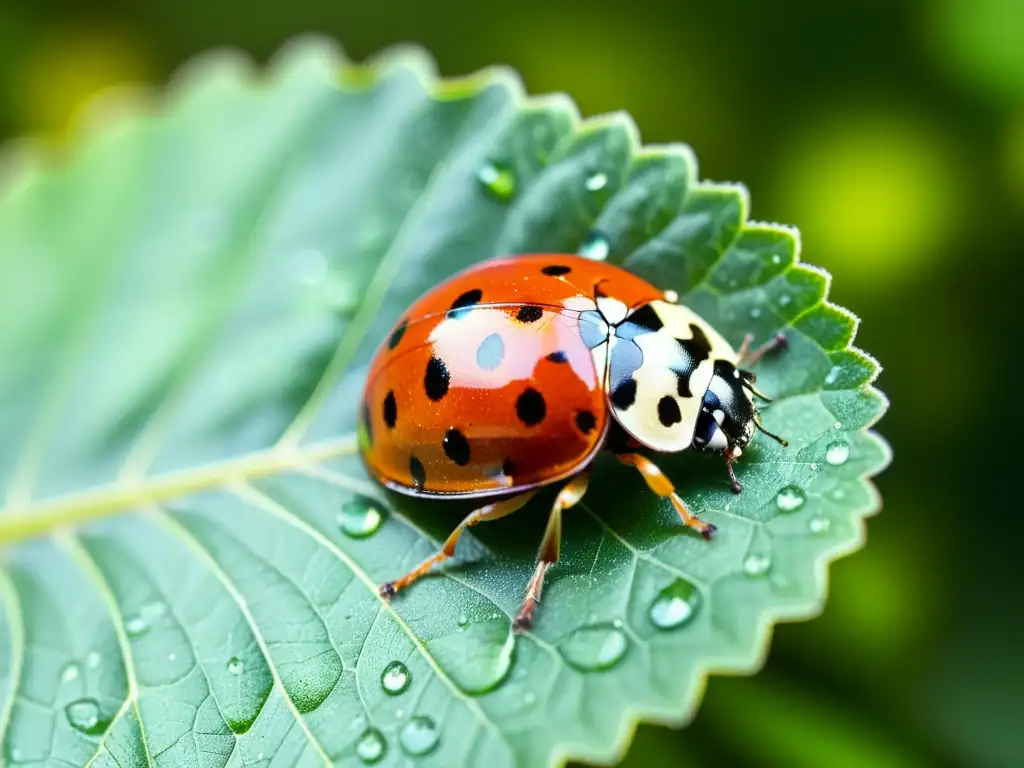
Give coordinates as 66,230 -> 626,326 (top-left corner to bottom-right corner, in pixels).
778,294 -> 792,307
578,230 -> 610,261
65,698 -> 109,735
809,516 -> 831,535
381,660 -> 411,695
524,692 -> 536,705
749,307 -> 762,319
356,727 -> 387,764
776,485 -> 806,513
85,651 -> 101,669
338,497 -> 383,538
825,365 -> 841,386
559,625 -> 629,671
585,171 -> 608,191
476,162 -> 516,201
743,554 -> 772,576
227,656 -> 245,675
399,716 -> 440,756
456,614 -> 468,628
124,615 -> 148,638
771,254 -> 783,264
826,441 -> 850,465
60,662 -> 80,683
649,579 -> 703,630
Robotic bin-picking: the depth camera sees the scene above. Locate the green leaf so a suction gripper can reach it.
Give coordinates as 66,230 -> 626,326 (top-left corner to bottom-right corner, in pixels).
0,36 -> 890,767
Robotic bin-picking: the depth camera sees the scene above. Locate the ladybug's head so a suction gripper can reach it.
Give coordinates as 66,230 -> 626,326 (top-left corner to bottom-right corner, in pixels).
691,360 -> 786,457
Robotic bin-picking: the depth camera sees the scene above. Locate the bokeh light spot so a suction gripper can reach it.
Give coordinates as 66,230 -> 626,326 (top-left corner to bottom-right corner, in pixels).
774,109 -> 963,289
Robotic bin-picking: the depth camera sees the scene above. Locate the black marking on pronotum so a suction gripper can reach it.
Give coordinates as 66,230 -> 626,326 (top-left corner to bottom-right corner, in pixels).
517,305 -> 544,323
383,391 -> 397,429
442,428 -> 471,466
657,395 -> 682,427
516,388 -> 547,426
673,323 -> 713,397
409,456 -> 427,489
546,350 -> 569,363
541,265 -> 572,276
448,289 -> 483,319
575,410 -> 597,435
476,332 -> 505,371
611,378 -> 638,410
388,319 -> 408,350
424,356 -> 450,401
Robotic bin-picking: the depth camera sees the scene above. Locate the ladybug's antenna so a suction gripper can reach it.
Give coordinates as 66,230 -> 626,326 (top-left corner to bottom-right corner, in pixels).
740,374 -> 774,402
753,416 -> 788,447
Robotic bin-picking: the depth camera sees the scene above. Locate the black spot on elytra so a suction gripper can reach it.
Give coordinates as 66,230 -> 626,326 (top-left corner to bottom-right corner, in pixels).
542,265 -> 572,276
409,456 -> 426,489
546,350 -> 568,363
442,428 -> 471,466
626,304 -> 663,332
658,395 -> 682,427
448,289 -> 483,319
476,332 -> 504,371
382,391 -> 397,428
611,378 -> 638,410
424,356 -> 450,401
576,410 -> 597,435
516,305 -> 544,323
516,388 -> 547,426
388,319 -> 408,350
673,324 -> 713,397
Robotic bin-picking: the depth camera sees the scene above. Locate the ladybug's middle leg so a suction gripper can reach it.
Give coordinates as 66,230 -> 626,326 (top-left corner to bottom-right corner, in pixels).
616,452 -> 717,539
513,470 -> 591,632
379,489 -> 537,598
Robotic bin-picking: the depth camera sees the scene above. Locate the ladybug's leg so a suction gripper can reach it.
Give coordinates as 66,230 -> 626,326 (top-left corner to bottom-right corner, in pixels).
737,332 -> 788,368
615,453 -> 717,539
513,471 -> 591,632
379,490 -> 538,598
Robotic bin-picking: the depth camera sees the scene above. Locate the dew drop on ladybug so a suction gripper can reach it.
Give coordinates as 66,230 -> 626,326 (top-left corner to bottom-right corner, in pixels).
360,254 -> 787,630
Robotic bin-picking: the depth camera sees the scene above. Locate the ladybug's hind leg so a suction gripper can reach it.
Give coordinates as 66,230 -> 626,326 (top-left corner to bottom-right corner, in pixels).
513,471 -> 591,633
616,453 -> 717,539
379,490 -> 537,599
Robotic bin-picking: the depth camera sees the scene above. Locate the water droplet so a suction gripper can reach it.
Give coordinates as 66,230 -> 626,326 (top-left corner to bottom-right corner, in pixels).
292,248 -> 328,285
524,692 -> 536,705
578,230 -> 610,261
649,579 -> 703,630
826,441 -> 850,466
776,485 -> 806,513
831,487 -> 847,501
824,365 -> 841,386
456,614 -> 468,628
810,462 -> 819,470
778,294 -> 792,307
356,727 -> 387,764
743,553 -> 772,576
65,698 -> 109,735
559,625 -> 629,671
227,656 -> 245,675
168,653 -> 176,662
85,651 -> 101,669
771,254 -> 783,264
585,172 -> 608,191
338,497 -> 383,538
257,752 -> 264,761
809,516 -> 831,535
381,660 -> 411,695
60,662 -> 80,683
477,162 -> 516,201
124,615 -> 148,638
749,307 -> 762,319
10,748 -> 21,761
399,716 -> 440,756
834,421 -> 842,429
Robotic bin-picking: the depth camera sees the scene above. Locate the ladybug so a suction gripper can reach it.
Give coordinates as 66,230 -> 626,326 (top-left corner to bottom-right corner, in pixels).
360,254 -> 787,630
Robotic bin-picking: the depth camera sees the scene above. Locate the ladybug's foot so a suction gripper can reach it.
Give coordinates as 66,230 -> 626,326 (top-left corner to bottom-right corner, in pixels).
617,452 -> 717,541
738,332 -> 788,368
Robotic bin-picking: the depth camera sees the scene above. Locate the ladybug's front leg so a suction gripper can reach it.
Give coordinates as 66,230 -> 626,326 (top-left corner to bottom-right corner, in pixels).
513,470 -> 591,632
616,453 -> 717,539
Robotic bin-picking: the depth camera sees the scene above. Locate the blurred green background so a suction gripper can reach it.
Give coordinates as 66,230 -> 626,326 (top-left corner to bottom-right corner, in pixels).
1,0 -> 1021,766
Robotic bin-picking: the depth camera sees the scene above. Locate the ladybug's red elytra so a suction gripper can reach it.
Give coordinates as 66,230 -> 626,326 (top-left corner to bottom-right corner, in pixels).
359,254 -> 787,630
